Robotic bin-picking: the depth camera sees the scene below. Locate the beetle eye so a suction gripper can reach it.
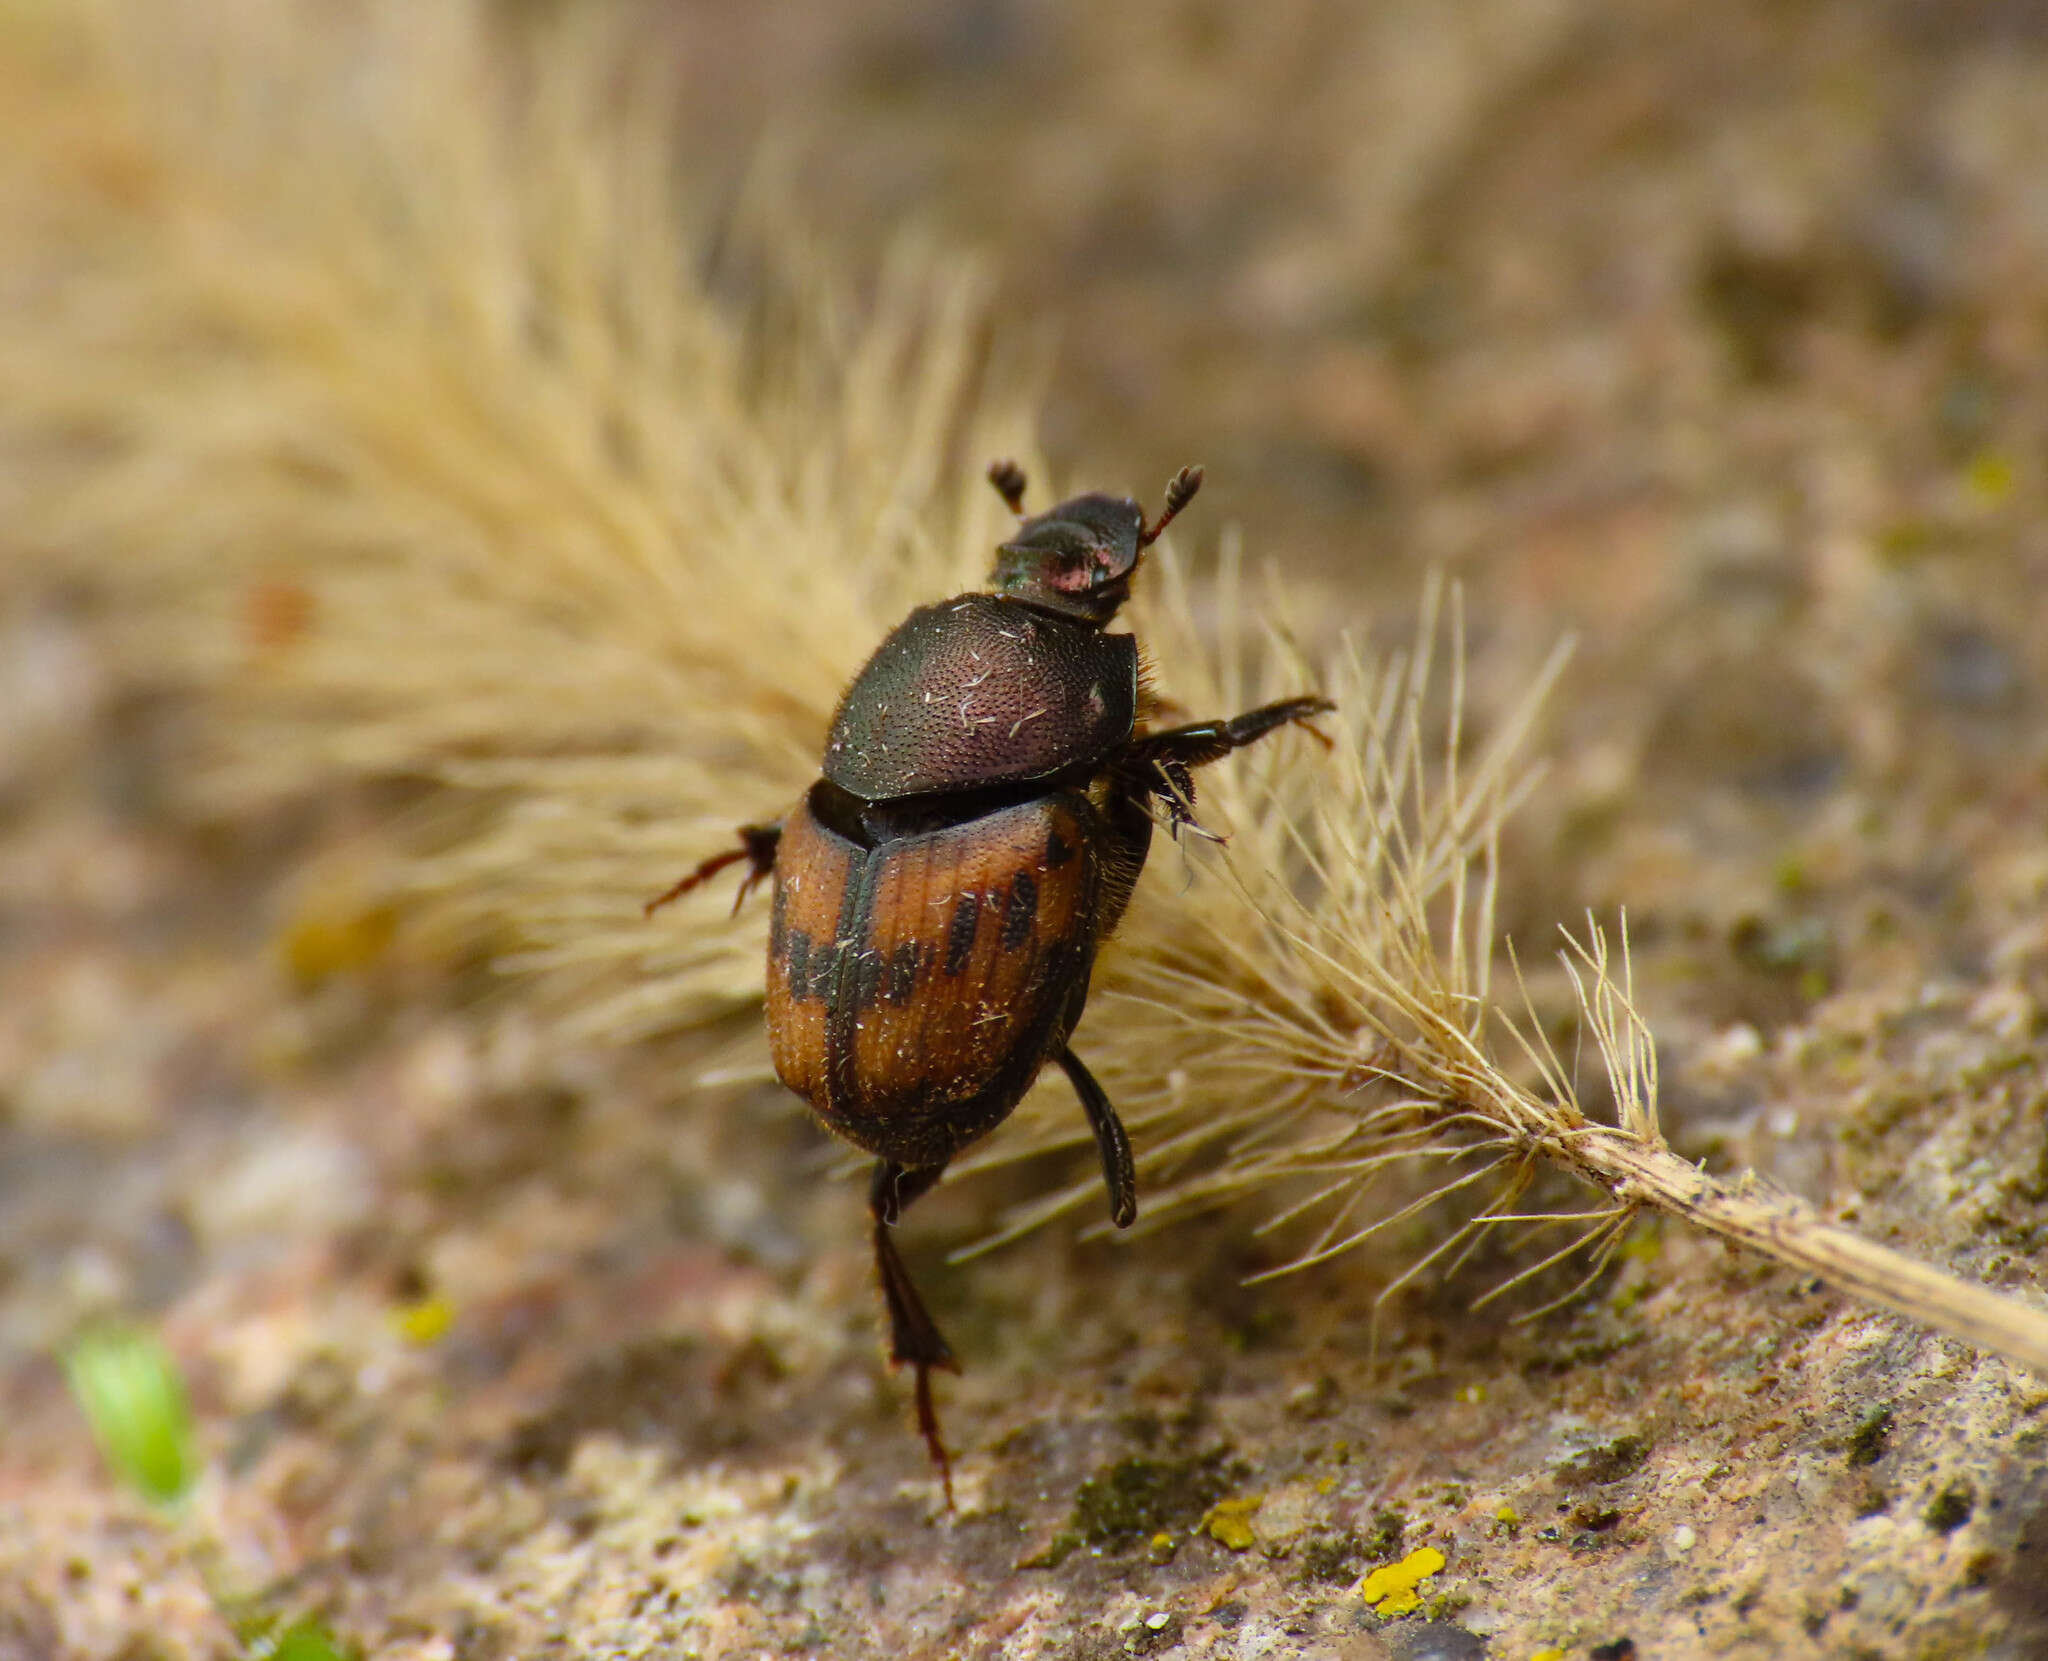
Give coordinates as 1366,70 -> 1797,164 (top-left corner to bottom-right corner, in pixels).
1045,545 -> 1114,593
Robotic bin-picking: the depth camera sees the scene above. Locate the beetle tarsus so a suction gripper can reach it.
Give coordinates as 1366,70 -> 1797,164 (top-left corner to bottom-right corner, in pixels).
644,821 -> 782,917
987,458 -> 1029,515
1057,1046 -> 1136,1228
1220,694 -> 1334,749
869,1159 -> 959,1509
911,1361 -> 954,1510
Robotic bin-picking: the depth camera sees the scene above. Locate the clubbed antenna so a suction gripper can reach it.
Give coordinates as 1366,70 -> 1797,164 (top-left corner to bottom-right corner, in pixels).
987,458 -> 1029,515
1137,464 -> 1204,548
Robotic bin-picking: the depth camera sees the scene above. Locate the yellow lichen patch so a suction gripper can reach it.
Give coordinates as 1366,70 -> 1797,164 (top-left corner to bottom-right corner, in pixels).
281,897 -> 398,987
1358,1545 -> 1446,1615
1529,1649 -> 1567,1661
1966,450 -> 2015,506
1204,1496 -> 1261,1551
392,1295 -> 453,1346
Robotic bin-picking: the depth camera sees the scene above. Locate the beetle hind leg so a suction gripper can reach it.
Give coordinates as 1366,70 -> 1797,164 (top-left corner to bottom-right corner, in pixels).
644,820 -> 782,917
868,1159 -> 960,1507
1057,1047 -> 1137,1228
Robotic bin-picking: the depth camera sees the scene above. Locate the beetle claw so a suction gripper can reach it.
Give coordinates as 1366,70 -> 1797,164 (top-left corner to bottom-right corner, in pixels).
728,862 -> 769,916
1285,697 -> 1339,751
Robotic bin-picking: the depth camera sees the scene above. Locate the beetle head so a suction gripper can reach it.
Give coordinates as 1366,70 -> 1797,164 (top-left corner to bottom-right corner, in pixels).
987,464 -> 1204,625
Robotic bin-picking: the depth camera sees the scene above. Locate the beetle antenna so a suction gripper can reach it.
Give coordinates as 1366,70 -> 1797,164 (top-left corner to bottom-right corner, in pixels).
986,458 -> 1029,515
1137,464 -> 1204,548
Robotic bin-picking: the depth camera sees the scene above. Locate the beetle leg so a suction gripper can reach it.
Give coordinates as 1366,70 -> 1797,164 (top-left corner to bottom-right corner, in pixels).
643,821 -> 783,917
868,1159 -> 959,1508
1122,692 -> 1327,839
1123,694 -> 1336,835
1148,756 -> 1221,843
1056,1047 -> 1137,1229
1133,695 -> 1337,772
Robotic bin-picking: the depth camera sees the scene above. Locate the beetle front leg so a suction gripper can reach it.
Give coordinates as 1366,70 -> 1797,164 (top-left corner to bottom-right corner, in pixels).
1134,694 -> 1336,772
1056,1047 -> 1136,1228
869,1159 -> 960,1507
644,820 -> 783,917
1126,695 -> 1335,833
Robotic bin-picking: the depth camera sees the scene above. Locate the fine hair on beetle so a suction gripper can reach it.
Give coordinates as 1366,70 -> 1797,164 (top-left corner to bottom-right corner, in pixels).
649,460 -> 1332,1502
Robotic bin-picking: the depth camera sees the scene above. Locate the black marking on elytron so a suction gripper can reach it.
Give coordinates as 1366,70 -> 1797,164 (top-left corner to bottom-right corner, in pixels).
782,930 -> 813,1001
1045,829 -> 1076,868
850,943 -> 887,1011
1035,935 -> 1088,1003
1002,872 -> 1038,951
885,941 -> 921,1005
943,893 -> 981,976
809,947 -> 841,1004
823,841 -> 884,1115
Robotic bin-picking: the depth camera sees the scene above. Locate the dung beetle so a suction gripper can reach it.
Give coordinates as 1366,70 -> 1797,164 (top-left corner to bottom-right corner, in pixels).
650,461 -> 1331,1500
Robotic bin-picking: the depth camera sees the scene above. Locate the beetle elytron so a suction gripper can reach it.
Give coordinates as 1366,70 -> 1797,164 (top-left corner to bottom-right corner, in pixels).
652,461 -> 1330,1500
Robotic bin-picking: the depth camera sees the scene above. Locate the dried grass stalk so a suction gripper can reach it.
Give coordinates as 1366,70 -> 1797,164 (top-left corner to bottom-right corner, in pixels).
6,0 -> 2046,1380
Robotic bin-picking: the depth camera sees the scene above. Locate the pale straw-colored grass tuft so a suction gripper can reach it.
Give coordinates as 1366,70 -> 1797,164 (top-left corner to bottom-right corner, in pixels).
7,0 -> 2047,1379
1,0 -> 1029,1031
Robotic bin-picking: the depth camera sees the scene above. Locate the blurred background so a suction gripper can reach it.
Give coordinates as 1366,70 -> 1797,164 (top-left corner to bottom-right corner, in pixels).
5,1 -> 2048,1656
